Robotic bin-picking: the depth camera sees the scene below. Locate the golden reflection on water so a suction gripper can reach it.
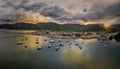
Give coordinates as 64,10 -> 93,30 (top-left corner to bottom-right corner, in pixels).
61,46 -> 87,66
20,34 -> 46,50
61,38 -> 115,69
76,38 -> 97,43
61,38 -> 92,66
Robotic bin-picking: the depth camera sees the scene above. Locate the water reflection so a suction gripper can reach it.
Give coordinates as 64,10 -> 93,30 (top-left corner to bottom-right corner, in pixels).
21,35 -> 47,50
0,30 -> 120,69
61,46 -> 87,66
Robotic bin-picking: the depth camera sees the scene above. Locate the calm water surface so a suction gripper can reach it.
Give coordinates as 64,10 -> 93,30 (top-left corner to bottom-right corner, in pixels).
0,30 -> 120,69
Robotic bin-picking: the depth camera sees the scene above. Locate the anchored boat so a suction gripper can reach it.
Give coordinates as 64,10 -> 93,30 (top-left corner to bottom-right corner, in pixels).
17,41 -> 23,45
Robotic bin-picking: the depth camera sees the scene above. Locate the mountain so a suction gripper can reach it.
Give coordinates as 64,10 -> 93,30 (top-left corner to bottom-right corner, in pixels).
0,22 -> 108,31
110,24 -> 120,31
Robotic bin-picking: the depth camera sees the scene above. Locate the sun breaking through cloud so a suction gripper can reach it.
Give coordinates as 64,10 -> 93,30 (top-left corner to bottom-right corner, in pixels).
0,0 -> 120,26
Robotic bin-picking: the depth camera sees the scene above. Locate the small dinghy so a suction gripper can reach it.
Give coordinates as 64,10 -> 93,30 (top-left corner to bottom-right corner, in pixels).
36,42 -> 39,44
59,39 -> 62,42
55,47 -> 60,51
60,43 -> 64,47
50,40 -> 55,43
48,45 -> 52,48
37,46 -> 42,50
75,43 -> 79,46
66,40 -> 69,43
17,41 -> 23,45
24,45 -> 28,48
68,42 -> 71,45
79,46 -> 82,49
44,38 -> 47,41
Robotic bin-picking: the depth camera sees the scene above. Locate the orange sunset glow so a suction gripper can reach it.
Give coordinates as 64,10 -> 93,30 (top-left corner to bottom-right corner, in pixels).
15,11 -> 53,24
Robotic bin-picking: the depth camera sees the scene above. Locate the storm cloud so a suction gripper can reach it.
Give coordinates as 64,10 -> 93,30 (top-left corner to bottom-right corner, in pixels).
0,0 -> 120,24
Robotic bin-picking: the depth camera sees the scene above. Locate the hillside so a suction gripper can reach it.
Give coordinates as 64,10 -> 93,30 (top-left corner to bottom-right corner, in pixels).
0,22 -> 113,31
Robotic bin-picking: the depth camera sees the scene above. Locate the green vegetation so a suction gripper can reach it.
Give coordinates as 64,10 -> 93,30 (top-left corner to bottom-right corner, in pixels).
0,22 -> 120,32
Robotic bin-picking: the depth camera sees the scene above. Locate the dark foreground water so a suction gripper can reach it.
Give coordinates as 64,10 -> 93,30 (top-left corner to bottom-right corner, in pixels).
0,30 -> 120,69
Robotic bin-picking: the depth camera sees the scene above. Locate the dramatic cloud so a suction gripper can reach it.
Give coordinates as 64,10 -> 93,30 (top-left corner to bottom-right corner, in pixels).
0,0 -> 120,25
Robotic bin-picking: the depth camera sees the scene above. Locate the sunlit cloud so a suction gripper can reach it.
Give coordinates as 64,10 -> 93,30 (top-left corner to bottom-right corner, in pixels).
14,10 -> 54,24
0,0 -> 119,25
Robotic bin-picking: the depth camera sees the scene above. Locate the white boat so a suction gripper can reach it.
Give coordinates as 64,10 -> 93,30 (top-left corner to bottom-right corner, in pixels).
59,39 -> 62,42
50,40 -> 55,43
17,41 -> 23,45
48,45 -> 52,48
55,47 -> 60,51
37,46 -> 42,50
68,42 -> 71,45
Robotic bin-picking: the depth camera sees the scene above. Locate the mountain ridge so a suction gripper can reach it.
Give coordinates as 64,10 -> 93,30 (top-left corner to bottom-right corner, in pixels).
0,22 -> 119,31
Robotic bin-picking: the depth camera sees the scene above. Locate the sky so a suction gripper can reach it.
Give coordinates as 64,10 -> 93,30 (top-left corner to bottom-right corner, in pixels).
0,0 -> 120,26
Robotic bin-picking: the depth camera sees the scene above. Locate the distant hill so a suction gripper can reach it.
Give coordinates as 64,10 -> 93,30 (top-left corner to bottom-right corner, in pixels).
0,22 -> 117,31
110,24 -> 120,31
